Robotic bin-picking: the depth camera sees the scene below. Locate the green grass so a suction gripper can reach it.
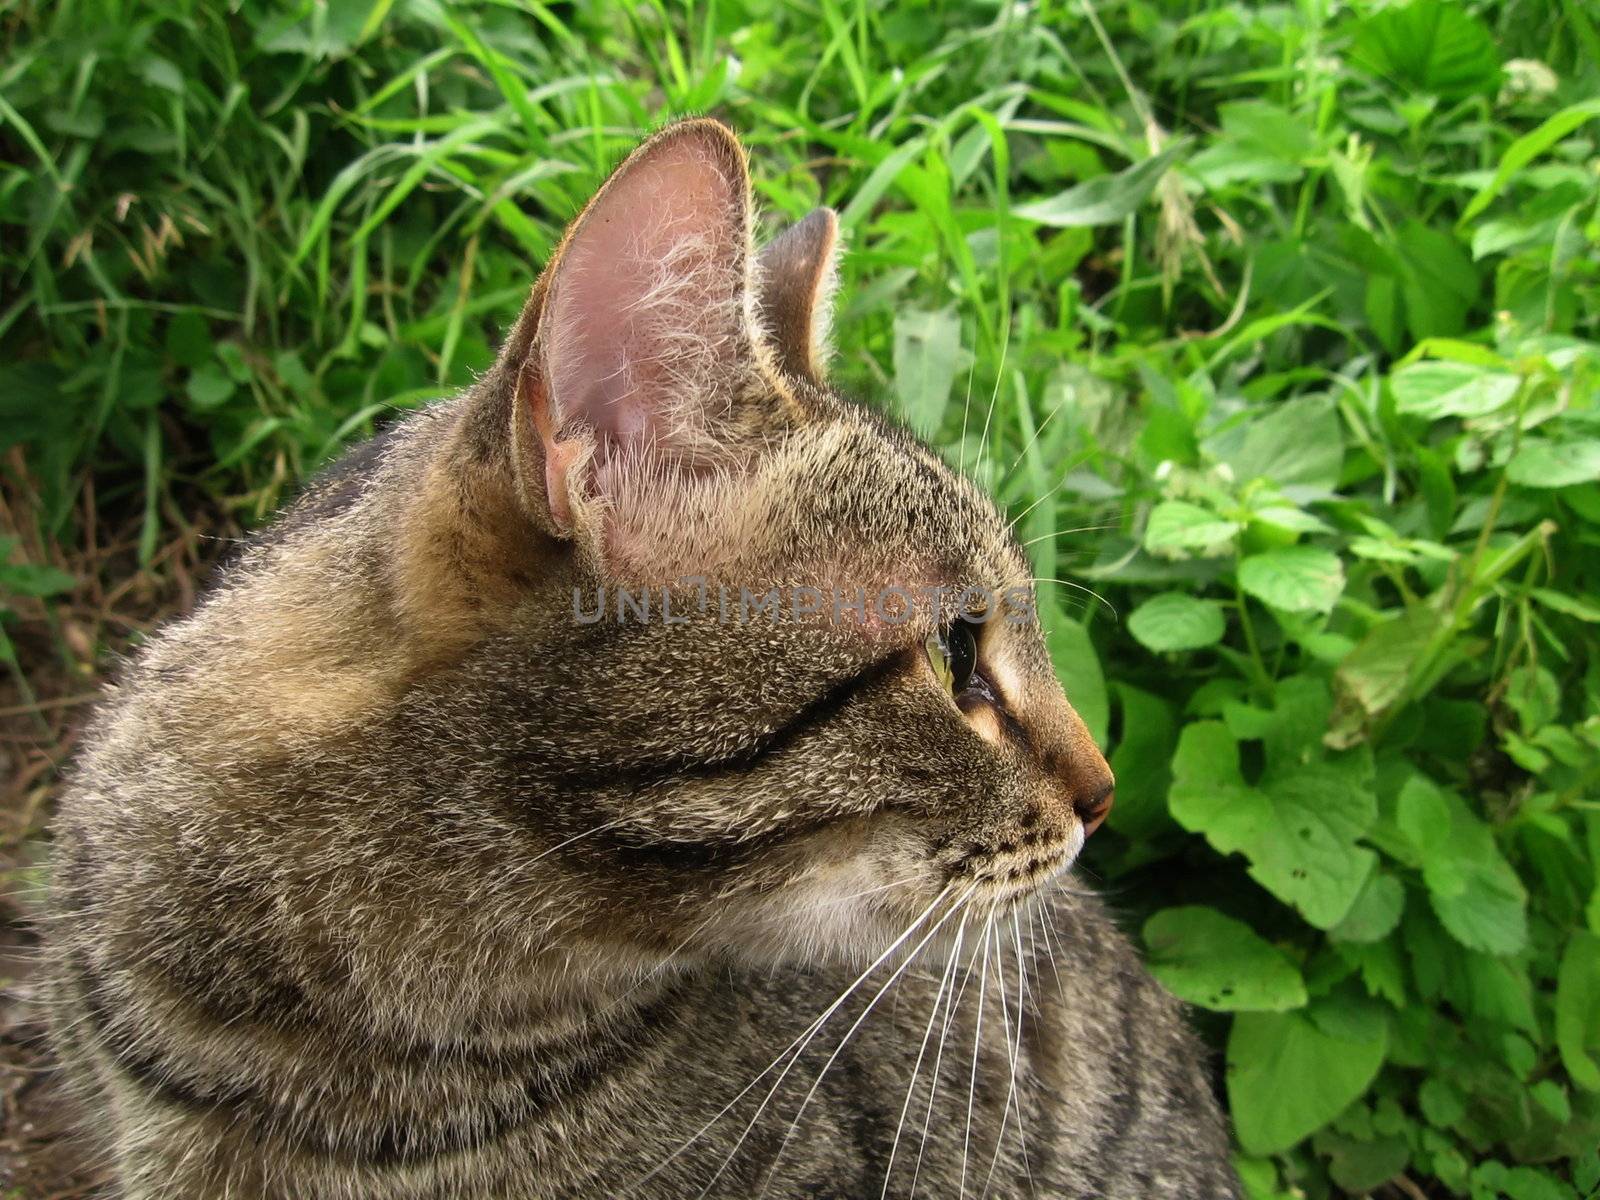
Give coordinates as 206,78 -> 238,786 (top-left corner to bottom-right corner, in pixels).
4,1 -> 1600,1196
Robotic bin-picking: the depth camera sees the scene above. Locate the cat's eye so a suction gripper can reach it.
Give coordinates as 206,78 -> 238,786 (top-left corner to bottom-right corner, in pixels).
925,618 -> 979,696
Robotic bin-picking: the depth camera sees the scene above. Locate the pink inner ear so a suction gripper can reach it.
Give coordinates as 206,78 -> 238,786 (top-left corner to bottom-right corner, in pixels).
542,135 -> 747,462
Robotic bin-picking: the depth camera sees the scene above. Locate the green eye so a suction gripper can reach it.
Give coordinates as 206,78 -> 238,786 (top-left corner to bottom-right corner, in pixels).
925,618 -> 979,695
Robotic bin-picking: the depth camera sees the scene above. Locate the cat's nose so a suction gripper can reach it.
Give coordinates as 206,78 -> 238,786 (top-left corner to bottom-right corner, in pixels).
1076,777 -> 1114,837
1042,710 -> 1114,838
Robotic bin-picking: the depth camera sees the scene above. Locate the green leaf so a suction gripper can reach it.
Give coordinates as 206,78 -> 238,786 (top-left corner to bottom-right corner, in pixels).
1012,140 -> 1188,227
893,307 -> 967,438
1144,906 -> 1308,1012
1349,0 -> 1502,100
1531,588 -> 1600,623
186,362 -> 237,413
1390,361 -> 1520,420
1557,930 -> 1600,1091
1506,439 -> 1600,488
1041,588 -> 1108,748
1206,395 -> 1343,491
1504,665 -> 1560,732
1574,1150 -> 1600,1196
1461,98 -> 1600,223
1108,685 -> 1179,842
1188,102 -> 1312,189
1461,951 -> 1537,1032
1232,1155 -> 1285,1200
164,310 -> 213,369
1530,1079 -> 1571,1124
1144,500 -> 1240,555
1419,1076 -> 1467,1128
1479,1164 -> 1582,1200
1250,504 -> 1332,536
1319,1130 -> 1409,1193
1228,1006 -> 1387,1155
1238,546 -> 1345,614
1127,592 -> 1227,652
1330,871 -> 1405,944
1398,776 -> 1528,955
1393,220 -> 1479,341
1170,722 -> 1378,928
1334,605 -> 1437,721
1339,939 -> 1406,1007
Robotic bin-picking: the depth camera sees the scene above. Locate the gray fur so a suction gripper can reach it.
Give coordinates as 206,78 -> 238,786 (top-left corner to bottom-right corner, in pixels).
44,120 -> 1239,1199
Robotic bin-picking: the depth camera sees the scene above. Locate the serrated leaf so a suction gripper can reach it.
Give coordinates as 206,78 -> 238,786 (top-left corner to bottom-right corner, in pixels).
1012,141 -> 1188,227
1349,0 -> 1502,100
1398,776 -> 1528,955
1232,1155 -> 1283,1200
1485,1165 -> 1582,1200
1188,101 -> 1313,188
1238,546 -> 1345,614
1529,1079 -> 1571,1124
1144,500 -> 1240,555
1228,1006 -> 1387,1155
1144,906 -> 1308,1012
1127,592 -> 1227,652
1574,1149 -> 1600,1195
1171,722 -> 1377,928
1461,951 -> 1536,1032
1505,439 -> 1600,488
1339,939 -> 1406,1007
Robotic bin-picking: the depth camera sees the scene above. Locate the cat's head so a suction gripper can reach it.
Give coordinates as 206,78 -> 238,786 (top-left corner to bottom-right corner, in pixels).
422,120 -> 1112,967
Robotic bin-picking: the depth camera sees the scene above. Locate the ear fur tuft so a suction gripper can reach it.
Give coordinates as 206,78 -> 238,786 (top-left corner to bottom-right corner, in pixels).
757,207 -> 841,383
510,118 -> 781,537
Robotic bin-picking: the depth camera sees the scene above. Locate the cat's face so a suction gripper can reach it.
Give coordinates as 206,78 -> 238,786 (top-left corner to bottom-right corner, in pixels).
462,120 -> 1111,969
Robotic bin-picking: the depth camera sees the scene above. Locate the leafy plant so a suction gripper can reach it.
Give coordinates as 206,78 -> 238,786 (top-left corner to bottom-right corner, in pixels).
4,0 -> 1599,1196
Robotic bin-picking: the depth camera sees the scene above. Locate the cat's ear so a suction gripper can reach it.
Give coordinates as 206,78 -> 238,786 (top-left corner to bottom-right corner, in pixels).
514,119 -> 778,532
757,208 -> 840,384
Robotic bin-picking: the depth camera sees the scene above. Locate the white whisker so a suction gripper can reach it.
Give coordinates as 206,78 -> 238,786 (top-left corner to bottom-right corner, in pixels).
959,909 -> 995,1199
759,885 -> 977,1194
658,884 -> 956,1197
909,913 -> 979,1200
1029,575 -> 1117,619
880,929 -> 963,1198
1018,521 -> 1119,549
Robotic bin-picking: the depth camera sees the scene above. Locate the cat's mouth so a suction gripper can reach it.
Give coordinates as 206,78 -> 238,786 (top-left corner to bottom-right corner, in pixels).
941,833 -> 1081,902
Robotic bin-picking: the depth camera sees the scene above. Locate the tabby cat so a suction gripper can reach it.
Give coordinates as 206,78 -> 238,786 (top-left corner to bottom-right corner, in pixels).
45,119 -> 1240,1198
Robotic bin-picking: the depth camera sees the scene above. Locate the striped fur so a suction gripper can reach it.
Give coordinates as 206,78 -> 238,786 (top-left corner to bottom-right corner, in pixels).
44,120 -> 1239,1198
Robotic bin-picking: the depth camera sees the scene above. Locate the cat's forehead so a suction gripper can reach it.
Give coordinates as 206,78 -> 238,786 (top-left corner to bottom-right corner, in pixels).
762,400 -> 1030,591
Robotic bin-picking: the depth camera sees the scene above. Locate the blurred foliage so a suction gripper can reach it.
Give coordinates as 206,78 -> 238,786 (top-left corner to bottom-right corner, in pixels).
4,0 -> 1600,1195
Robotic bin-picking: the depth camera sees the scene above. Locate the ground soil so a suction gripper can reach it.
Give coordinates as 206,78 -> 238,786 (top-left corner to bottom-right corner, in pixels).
0,458 -> 236,1197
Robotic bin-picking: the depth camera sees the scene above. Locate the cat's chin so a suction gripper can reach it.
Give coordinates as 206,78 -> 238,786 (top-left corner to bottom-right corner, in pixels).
698,848 -> 1081,976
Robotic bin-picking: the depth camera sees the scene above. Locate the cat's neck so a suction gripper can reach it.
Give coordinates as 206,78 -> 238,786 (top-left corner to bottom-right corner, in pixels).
354,935 -> 707,1061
